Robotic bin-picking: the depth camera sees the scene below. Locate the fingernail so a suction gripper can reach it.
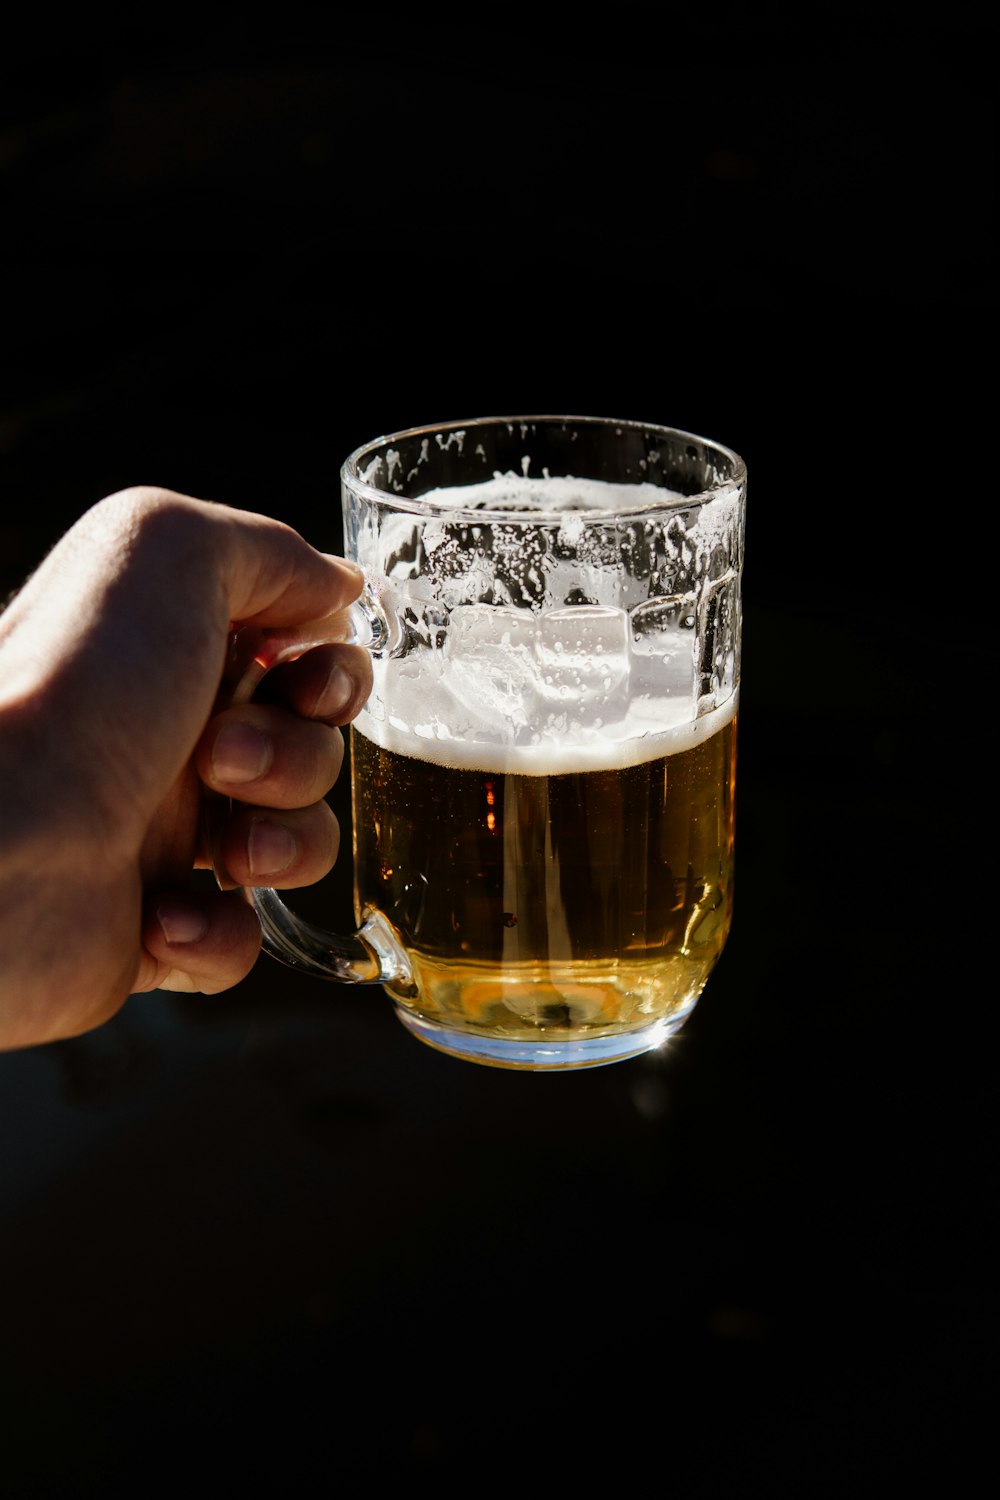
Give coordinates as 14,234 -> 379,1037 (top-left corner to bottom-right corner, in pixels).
212,723 -> 273,784
314,663 -> 354,717
156,898 -> 209,946
248,819 -> 298,877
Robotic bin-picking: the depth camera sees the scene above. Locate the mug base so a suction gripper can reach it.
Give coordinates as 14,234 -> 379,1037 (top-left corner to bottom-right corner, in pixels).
391,1005 -> 689,1071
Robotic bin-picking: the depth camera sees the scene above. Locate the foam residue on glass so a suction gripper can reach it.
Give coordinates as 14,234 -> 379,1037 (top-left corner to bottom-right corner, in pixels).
415,473 -> 677,513
352,474 -> 742,776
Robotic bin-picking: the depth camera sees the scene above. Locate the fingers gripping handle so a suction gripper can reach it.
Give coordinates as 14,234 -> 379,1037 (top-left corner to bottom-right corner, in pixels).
210,595 -> 410,986
227,594 -> 391,706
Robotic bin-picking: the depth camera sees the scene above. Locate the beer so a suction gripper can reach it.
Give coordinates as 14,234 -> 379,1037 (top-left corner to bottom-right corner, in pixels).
351,703 -> 737,1050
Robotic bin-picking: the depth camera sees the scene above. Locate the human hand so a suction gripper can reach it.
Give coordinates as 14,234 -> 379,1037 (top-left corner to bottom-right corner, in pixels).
0,487 -> 371,1049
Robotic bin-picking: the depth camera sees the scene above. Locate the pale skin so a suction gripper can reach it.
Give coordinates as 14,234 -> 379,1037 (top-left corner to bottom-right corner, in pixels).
0,487 -> 373,1051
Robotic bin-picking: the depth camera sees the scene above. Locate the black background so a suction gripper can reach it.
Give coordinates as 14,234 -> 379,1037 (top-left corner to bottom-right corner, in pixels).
1,7 -> 995,1495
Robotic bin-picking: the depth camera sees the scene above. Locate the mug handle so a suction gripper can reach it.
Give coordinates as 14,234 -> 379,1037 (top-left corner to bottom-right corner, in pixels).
206,595 -> 411,987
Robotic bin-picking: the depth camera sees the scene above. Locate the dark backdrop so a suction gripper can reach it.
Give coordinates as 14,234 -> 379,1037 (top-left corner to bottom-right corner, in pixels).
1,8 -> 995,1495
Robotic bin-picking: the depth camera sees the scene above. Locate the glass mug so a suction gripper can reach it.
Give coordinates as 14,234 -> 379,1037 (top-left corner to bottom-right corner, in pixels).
225,415 -> 746,1070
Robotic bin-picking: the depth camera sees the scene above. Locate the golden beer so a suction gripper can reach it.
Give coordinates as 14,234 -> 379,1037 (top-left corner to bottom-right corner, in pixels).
351,707 -> 737,1059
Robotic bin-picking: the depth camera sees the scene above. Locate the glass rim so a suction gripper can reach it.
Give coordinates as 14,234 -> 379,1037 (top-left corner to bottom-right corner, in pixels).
340,413 -> 746,524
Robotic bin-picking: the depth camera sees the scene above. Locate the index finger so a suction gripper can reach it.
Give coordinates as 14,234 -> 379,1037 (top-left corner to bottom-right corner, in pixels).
202,501 -> 364,628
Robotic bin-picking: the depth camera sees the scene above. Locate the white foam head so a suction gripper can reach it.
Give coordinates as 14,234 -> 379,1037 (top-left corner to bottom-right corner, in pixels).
353,474 -> 740,774
354,688 -> 737,775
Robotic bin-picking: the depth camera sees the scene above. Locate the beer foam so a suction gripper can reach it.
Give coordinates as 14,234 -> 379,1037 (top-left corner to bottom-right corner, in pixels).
353,474 -> 741,775
414,473 -> 680,514
354,682 -> 737,776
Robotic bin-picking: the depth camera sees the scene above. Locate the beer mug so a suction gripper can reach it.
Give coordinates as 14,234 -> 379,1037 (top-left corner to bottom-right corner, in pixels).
230,415 -> 746,1070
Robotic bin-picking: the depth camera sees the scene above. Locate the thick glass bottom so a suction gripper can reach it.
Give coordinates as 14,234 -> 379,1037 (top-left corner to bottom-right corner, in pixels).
391,1003 -> 695,1071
